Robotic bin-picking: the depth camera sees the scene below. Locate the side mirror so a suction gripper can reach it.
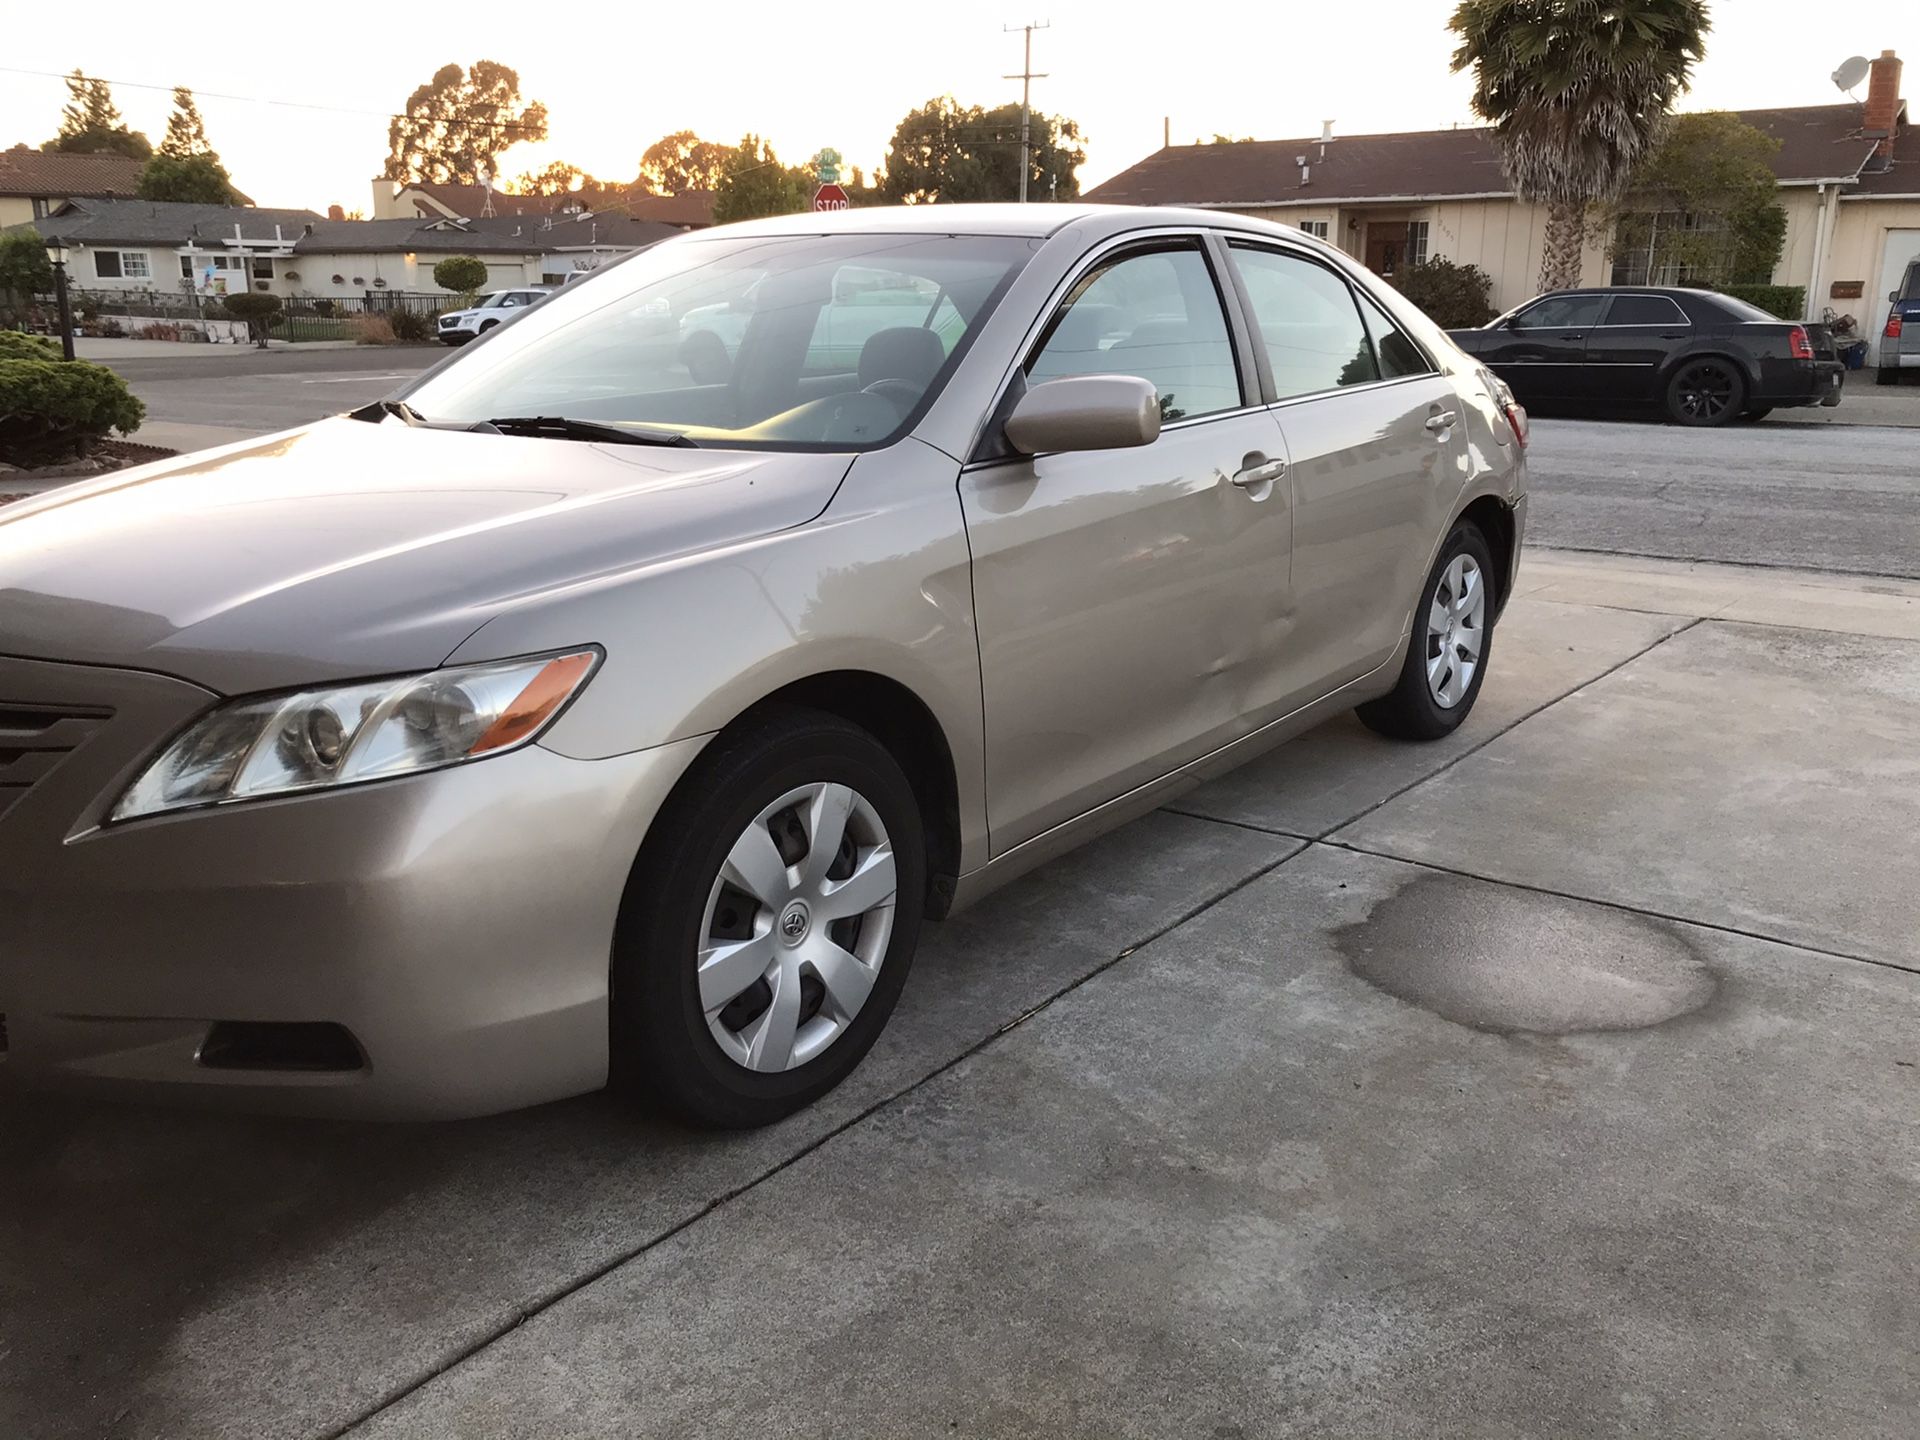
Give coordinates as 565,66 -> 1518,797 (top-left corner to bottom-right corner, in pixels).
1005,375 -> 1160,455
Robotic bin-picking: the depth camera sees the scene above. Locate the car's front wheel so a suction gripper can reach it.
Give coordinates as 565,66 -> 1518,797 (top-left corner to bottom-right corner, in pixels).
1665,358 -> 1746,426
1357,520 -> 1495,742
611,709 -> 924,1128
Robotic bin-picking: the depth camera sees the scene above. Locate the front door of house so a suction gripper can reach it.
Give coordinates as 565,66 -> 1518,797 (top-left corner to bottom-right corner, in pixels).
1364,224 -> 1406,279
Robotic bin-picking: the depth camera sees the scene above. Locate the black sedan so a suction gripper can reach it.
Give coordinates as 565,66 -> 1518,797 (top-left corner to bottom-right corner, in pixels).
1449,287 -> 1846,426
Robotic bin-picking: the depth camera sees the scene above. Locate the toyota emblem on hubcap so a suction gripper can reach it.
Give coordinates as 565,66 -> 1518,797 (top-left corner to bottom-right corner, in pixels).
778,902 -> 811,945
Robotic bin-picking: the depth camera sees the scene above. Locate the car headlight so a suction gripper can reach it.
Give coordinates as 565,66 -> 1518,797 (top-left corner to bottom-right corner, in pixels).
110,649 -> 600,822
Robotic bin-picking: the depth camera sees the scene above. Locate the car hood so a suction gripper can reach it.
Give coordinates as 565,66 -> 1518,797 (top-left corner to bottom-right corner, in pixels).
0,418 -> 852,694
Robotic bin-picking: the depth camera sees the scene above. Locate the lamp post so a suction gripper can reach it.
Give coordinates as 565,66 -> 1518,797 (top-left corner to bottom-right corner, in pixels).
46,241 -> 75,361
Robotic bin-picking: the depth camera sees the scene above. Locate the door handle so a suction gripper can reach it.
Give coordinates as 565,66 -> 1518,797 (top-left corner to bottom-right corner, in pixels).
1231,457 -> 1288,487
1424,410 -> 1458,435
1558,333 -> 1585,341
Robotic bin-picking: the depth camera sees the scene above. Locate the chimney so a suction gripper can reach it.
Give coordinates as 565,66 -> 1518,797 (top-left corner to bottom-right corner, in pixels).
1865,50 -> 1904,158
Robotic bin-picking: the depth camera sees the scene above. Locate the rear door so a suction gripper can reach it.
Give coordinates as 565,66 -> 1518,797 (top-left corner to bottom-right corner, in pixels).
1483,293 -> 1607,403
1582,292 -> 1692,402
1225,241 -> 1470,688
960,236 -> 1295,852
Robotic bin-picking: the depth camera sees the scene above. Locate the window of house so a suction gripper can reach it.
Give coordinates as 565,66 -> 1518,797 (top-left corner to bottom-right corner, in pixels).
1028,243 -> 1242,422
94,251 -> 123,279
1604,294 -> 1689,327
1405,221 -> 1430,267
252,257 -> 274,281
1298,220 -> 1330,240
1228,243 -> 1380,398
1610,210 -> 1731,287
98,250 -> 152,280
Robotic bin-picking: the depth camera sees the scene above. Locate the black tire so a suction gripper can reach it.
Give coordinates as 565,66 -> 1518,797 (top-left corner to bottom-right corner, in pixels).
1357,521 -> 1496,742
610,707 -> 925,1128
1665,358 -> 1747,426
1736,406 -> 1772,423
1879,367 -> 1901,387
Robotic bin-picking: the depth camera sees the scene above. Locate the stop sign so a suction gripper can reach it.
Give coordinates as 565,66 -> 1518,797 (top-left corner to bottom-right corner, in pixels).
813,183 -> 849,212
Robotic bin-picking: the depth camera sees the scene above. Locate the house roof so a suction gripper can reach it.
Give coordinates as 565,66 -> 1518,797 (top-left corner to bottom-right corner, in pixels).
1085,104 -> 1904,208
458,213 -> 683,248
293,217 -> 555,253
0,144 -> 146,199
391,179 -> 714,227
27,198 -> 323,246
1849,101 -> 1918,194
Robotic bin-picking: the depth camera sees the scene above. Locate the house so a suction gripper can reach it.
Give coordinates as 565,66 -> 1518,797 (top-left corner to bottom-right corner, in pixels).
374,178 -> 715,229
1087,50 -> 1919,355
11,198 -> 681,301
0,145 -> 145,226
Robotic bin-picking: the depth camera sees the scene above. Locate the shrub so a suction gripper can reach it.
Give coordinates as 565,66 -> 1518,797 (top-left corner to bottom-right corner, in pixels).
0,330 -> 62,361
1717,284 -> 1805,320
0,358 -> 145,466
1390,257 -> 1497,329
349,313 -> 396,345
388,307 -> 436,342
222,292 -> 283,347
131,322 -> 182,341
0,233 -> 54,320
433,255 -> 488,300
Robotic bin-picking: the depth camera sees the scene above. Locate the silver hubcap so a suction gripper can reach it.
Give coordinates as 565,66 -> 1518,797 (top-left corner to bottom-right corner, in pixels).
698,782 -> 897,1073
1426,553 -> 1486,709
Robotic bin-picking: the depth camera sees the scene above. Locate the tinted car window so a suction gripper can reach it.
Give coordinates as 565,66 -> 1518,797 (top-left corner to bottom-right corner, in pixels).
1606,294 -> 1689,326
1356,291 -> 1433,378
1900,261 -> 1920,301
404,233 -> 1031,451
1514,295 -> 1606,329
1029,245 -> 1241,422
1228,244 -> 1379,397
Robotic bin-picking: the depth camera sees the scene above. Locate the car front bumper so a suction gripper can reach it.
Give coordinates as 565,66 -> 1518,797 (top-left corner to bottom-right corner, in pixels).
0,654 -> 708,1120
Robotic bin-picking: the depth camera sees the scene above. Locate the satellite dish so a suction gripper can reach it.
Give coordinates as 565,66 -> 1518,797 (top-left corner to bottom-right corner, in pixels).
1833,56 -> 1872,94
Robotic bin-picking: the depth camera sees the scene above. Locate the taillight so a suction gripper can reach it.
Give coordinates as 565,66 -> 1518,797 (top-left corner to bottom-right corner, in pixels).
1481,369 -> 1528,449
1889,313 -> 1906,340
1789,326 -> 1814,360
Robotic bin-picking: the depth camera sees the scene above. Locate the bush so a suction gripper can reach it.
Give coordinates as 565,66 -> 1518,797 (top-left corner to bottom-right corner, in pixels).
222,292 -> 283,347
0,330 -> 62,361
0,232 -> 54,321
131,322 -> 182,342
1389,257 -> 1497,329
388,307 -> 436,342
0,358 -> 145,466
349,314 -> 396,345
433,255 -> 488,300
1717,284 -> 1805,320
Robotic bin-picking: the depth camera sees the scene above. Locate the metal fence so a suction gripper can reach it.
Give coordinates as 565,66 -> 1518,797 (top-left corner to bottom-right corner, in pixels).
35,287 -> 449,344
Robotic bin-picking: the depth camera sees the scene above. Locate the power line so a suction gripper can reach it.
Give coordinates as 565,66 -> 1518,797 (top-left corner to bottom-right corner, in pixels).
1002,20 -> 1050,203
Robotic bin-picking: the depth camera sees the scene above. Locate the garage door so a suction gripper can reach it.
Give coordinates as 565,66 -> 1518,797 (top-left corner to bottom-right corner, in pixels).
1871,229 -> 1920,364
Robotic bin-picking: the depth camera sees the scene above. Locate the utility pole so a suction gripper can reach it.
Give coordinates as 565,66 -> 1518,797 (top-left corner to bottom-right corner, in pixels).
1004,20 -> 1050,202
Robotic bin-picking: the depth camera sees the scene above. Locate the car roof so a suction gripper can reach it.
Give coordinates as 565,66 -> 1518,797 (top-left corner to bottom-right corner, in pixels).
680,202 -> 1315,246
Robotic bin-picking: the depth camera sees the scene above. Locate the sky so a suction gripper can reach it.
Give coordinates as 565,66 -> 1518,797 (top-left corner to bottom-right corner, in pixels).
1,1 -> 1912,213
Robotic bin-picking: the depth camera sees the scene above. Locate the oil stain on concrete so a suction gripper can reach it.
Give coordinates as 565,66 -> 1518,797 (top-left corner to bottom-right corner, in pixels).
1335,870 -> 1717,1034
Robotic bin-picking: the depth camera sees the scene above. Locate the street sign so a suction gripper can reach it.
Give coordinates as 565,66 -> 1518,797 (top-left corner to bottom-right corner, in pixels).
813,183 -> 849,212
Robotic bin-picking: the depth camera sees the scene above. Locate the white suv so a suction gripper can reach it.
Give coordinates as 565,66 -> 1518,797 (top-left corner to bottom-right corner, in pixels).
437,287 -> 552,345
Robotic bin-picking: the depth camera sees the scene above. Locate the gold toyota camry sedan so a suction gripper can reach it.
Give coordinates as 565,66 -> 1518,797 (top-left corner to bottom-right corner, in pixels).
0,205 -> 1527,1125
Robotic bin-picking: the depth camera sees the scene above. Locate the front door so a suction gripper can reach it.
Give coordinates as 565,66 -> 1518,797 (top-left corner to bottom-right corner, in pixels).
1365,223 -> 1407,279
960,239 -> 1294,853
1581,291 -> 1693,403
1483,292 -> 1607,404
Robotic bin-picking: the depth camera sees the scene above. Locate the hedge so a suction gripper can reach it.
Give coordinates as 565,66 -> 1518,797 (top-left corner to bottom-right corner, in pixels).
1717,284 -> 1806,320
0,357 -> 146,466
0,330 -> 62,362
1390,257 -> 1498,329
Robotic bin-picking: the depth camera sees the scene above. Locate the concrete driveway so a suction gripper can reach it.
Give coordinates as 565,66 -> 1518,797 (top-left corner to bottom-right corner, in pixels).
4,548 -> 1916,1439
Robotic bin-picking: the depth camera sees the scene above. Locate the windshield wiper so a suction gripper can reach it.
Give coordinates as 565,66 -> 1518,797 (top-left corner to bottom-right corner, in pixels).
472,415 -> 698,447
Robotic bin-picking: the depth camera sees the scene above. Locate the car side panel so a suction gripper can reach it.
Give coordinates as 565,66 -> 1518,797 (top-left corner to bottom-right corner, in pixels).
444,438 -> 993,875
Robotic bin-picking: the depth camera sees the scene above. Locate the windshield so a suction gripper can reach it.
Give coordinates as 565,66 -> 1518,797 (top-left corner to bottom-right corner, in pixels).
1901,261 -> 1920,302
404,232 -> 1035,451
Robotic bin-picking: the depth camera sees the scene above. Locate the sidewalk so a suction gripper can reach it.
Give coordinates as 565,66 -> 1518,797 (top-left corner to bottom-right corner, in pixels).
1770,379 -> 1920,427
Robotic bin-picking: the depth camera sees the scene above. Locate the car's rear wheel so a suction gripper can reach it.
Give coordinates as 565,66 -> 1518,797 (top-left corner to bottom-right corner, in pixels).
610,709 -> 924,1128
1665,358 -> 1746,426
1357,521 -> 1495,742
1879,367 -> 1901,386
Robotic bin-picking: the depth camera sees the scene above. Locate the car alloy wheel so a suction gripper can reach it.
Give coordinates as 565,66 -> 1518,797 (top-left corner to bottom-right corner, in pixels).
1425,553 -> 1485,709
698,781 -> 897,1073
1669,359 -> 1743,425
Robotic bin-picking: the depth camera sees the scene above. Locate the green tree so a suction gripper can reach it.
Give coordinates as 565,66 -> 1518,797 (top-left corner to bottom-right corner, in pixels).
711,135 -> 812,224
1449,0 -> 1710,291
639,132 -> 730,195
159,87 -> 214,159
880,97 -> 1084,204
1391,256 -> 1498,327
0,232 -> 55,325
1610,111 -> 1787,284
512,160 -> 594,197
383,61 -> 549,185
43,69 -> 153,159
222,292 -> 282,349
433,255 -> 490,301
138,153 -> 240,204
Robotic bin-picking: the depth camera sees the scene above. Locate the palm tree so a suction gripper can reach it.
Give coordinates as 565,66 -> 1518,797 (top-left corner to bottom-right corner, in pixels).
1450,0 -> 1710,292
